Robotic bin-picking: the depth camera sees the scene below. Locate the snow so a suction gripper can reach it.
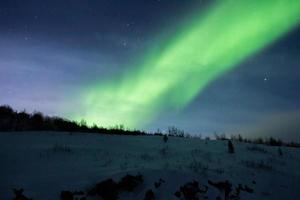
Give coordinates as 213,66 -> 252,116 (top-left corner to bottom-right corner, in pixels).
0,132 -> 299,199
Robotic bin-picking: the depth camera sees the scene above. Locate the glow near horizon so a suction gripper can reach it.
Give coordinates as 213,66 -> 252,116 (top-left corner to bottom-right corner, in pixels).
71,0 -> 300,128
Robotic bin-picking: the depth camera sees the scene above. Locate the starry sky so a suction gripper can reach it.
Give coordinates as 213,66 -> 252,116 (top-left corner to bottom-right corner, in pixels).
0,0 -> 300,140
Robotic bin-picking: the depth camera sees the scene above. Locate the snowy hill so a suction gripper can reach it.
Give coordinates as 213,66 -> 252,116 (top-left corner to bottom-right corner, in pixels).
0,132 -> 299,200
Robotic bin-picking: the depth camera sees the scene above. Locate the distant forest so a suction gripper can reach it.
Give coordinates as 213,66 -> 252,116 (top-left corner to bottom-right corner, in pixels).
0,105 -> 146,135
1,105 -> 299,148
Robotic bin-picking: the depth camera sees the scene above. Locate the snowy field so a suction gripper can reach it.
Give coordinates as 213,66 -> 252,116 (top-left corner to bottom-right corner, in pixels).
0,132 -> 300,200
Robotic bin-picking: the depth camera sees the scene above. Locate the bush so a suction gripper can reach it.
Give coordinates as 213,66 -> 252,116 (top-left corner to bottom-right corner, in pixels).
228,140 -> 235,154
204,136 -> 210,144
12,188 -> 32,200
88,174 -> 143,200
60,191 -> 73,200
144,189 -> 155,200
118,174 -> 143,192
88,179 -> 119,200
163,135 -> 168,143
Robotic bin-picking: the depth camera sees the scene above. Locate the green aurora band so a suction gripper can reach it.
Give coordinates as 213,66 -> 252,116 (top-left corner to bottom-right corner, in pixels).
72,0 -> 300,128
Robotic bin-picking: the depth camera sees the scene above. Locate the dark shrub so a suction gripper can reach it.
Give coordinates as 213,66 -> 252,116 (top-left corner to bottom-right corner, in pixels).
238,134 -> 243,142
208,180 -> 232,200
144,189 -> 155,200
88,174 -> 143,200
174,191 -> 181,198
118,174 -> 143,192
13,188 -> 32,200
228,140 -> 235,154
181,181 -> 200,200
163,135 -> 168,143
60,191 -> 73,200
154,178 -> 165,188
88,179 -> 119,200
177,180 -> 208,200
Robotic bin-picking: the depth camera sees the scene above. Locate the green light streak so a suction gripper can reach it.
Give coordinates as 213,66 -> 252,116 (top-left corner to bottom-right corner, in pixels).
72,0 -> 300,128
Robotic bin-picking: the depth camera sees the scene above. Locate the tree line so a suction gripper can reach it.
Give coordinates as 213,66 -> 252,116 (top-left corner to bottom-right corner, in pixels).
1,105 -> 299,148
0,105 -> 146,135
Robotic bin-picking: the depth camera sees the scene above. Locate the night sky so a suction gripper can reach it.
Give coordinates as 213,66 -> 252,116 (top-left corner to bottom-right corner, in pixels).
1,0 -> 300,140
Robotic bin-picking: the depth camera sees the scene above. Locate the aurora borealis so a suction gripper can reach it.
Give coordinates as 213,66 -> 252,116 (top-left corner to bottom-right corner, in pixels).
1,0 -> 300,139
75,0 -> 300,128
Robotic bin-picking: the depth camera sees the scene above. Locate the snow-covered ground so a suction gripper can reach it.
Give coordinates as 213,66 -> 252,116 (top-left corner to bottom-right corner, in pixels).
0,132 -> 299,200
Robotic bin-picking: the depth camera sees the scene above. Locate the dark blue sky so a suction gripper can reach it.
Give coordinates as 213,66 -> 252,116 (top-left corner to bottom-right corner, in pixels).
0,0 -> 299,140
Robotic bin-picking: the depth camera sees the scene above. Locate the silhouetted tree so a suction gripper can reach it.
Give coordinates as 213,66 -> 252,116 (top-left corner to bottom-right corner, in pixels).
30,112 -> 44,130
0,105 -> 15,131
0,105 -> 148,135
15,111 -> 30,131
168,126 -> 184,137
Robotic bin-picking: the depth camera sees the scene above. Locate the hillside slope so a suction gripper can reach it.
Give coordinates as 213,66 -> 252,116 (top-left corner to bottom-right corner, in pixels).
0,132 -> 299,199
